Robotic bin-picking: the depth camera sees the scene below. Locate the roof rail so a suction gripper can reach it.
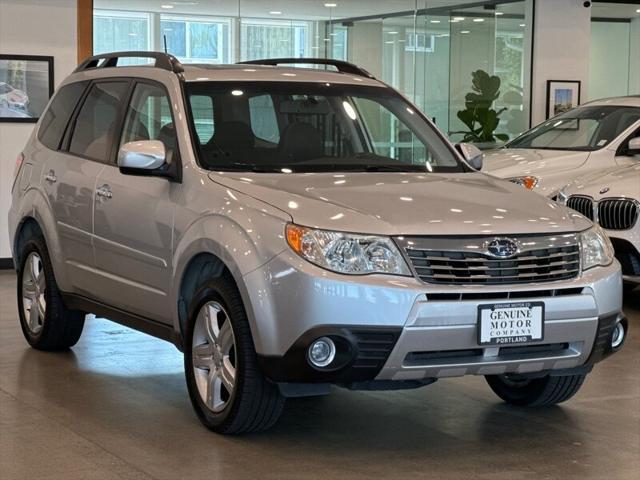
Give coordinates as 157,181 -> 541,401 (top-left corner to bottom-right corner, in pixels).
74,51 -> 184,74
237,58 -> 375,79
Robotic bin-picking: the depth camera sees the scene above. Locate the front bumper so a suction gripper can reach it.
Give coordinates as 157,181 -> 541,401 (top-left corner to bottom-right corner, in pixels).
245,252 -> 623,384
607,227 -> 640,285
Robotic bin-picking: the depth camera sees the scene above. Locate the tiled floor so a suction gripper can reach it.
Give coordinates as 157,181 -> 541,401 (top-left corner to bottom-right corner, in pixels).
1,269 -> 638,480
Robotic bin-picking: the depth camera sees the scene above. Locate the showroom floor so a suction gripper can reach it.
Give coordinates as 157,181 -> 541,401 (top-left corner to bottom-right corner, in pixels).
0,270 -> 638,480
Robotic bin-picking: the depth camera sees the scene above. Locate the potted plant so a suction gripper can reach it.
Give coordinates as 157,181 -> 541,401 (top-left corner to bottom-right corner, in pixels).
452,69 -> 509,149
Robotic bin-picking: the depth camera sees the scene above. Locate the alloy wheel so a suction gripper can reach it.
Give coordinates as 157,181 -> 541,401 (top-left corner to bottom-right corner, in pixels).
192,301 -> 237,413
21,252 -> 46,334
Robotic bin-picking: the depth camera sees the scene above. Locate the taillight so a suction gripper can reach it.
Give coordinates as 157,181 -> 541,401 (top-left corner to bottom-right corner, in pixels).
12,153 -> 25,191
14,153 -> 24,177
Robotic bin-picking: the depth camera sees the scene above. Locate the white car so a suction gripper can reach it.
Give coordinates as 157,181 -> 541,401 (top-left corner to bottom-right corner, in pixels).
483,96 -> 640,198
560,160 -> 640,293
0,81 -> 29,112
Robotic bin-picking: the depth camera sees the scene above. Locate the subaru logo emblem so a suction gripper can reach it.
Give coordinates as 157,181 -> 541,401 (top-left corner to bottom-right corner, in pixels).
485,238 -> 519,258
599,187 -> 610,195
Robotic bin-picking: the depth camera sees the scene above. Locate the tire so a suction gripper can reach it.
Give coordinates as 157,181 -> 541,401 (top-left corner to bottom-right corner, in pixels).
16,234 -> 85,350
485,373 -> 586,407
623,283 -> 637,296
184,276 -> 285,434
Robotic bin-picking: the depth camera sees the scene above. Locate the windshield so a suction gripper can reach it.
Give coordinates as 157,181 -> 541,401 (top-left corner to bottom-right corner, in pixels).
507,105 -> 640,151
184,82 -> 462,173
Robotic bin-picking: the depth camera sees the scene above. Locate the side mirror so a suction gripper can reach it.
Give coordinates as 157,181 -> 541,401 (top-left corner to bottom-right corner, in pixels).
456,143 -> 483,170
628,137 -> 640,156
118,140 -> 167,171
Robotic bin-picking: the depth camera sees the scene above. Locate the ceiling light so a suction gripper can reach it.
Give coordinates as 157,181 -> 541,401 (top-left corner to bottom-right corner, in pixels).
520,23 -> 525,27
430,20 -> 441,23
453,16 -> 465,21
269,11 -> 282,15
473,18 -> 484,22
495,12 -> 503,16
461,30 -> 470,34
231,90 -> 243,96
388,31 -> 399,34
161,4 -> 174,8
385,40 -> 394,44
324,2 -> 337,7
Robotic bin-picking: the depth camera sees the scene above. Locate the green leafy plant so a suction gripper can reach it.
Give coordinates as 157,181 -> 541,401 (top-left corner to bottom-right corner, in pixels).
452,69 -> 509,143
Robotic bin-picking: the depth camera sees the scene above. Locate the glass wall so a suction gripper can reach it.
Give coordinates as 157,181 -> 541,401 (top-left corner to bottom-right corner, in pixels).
93,0 -> 533,144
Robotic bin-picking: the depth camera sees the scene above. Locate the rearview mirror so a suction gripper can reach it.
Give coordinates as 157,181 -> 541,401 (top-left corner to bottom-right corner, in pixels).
456,143 -> 483,170
118,140 -> 167,171
628,137 -> 640,156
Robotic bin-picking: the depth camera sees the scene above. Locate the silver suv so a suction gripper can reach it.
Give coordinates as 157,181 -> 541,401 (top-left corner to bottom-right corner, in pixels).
8,52 -> 627,434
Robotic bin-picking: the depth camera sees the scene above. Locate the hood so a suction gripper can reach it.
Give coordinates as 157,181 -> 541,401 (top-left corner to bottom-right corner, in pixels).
565,163 -> 640,201
483,148 -> 591,197
209,171 -> 591,236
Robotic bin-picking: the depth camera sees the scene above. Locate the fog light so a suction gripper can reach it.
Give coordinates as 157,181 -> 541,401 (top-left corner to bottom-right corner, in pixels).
308,337 -> 336,368
611,321 -> 626,349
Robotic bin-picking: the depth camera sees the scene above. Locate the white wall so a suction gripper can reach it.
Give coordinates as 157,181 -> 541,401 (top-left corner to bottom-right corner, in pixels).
530,0 -> 591,126
0,0 -> 77,259
630,17 -> 640,95
589,22 -> 630,101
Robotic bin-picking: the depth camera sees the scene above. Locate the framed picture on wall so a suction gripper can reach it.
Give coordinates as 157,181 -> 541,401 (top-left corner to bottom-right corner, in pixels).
546,80 -> 581,119
0,54 -> 54,123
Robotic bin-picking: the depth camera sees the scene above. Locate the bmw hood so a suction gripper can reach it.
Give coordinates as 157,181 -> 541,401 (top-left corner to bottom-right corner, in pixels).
209,171 -> 591,236
483,148 -> 591,197
565,163 -> 640,201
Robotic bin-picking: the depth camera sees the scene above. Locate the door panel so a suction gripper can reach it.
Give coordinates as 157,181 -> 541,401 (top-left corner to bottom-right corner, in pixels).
92,166 -> 179,321
42,151 -> 103,295
90,81 -> 181,323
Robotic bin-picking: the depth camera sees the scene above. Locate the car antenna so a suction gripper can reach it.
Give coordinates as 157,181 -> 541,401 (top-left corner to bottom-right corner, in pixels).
163,34 -> 168,54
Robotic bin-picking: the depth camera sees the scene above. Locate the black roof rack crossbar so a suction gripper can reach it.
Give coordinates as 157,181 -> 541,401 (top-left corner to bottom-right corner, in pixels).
74,51 -> 185,74
237,58 -> 375,79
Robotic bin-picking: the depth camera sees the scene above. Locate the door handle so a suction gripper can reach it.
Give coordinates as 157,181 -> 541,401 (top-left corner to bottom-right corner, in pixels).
45,170 -> 57,183
96,185 -> 113,199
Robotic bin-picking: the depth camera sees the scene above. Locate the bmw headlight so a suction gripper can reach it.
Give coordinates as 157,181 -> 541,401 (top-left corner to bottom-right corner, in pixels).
285,224 -> 410,275
580,225 -> 614,270
509,176 -> 539,190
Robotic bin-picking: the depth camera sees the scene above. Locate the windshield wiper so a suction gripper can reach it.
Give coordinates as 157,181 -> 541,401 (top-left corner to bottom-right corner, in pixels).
362,164 -> 427,172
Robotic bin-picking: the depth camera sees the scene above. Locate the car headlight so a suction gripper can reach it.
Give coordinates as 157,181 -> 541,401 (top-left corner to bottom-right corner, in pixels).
509,175 -> 539,190
580,225 -> 614,270
285,224 -> 411,275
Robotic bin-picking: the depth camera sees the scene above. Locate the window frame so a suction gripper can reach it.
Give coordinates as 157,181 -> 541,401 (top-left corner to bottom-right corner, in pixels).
62,77 -> 181,173
37,80 -> 90,152
62,78 -> 133,165
115,78 -> 183,182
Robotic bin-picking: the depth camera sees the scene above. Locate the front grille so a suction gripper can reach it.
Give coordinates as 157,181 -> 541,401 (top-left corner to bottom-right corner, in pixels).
405,244 -> 580,285
597,199 -> 638,230
567,195 -> 594,219
426,287 -> 584,301
404,343 -> 570,366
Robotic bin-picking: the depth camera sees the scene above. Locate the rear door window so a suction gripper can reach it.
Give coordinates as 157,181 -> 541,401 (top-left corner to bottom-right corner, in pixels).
69,81 -> 129,163
38,81 -> 88,150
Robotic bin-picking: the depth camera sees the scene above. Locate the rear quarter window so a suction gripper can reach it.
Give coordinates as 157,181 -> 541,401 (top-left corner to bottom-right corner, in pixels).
38,81 -> 88,150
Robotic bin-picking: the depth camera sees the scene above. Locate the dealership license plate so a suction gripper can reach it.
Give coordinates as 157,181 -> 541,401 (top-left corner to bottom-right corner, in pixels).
477,302 -> 544,345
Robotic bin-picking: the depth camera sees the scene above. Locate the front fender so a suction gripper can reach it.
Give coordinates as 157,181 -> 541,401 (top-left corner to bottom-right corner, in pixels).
170,200 -> 291,339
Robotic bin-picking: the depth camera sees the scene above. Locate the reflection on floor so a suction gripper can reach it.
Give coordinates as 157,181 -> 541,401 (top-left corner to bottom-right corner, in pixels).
1,270 -> 639,480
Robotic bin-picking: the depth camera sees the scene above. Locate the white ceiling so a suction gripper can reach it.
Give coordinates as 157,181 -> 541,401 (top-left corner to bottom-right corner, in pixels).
94,0 -> 522,21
